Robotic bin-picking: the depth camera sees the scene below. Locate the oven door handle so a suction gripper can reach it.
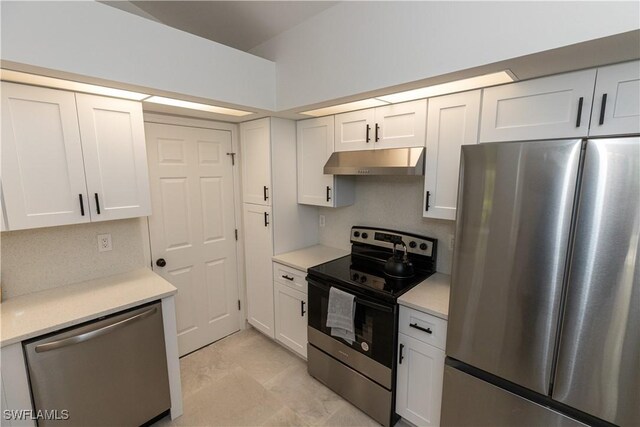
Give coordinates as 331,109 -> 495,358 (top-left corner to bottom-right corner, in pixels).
306,277 -> 394,313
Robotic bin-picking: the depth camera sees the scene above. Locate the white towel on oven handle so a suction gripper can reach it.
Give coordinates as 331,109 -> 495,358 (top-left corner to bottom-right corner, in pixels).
327,287 -> 356,344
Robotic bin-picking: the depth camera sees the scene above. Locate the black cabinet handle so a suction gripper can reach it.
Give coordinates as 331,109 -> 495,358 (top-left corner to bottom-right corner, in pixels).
575,97 -> 584,127
79,194 -> 85,216
263,186 -> 269,201
326,186 -> 331,202
599,93 -> 608,125
410,323 -> 433,334
264,212 -> 269,227
425,191 -> 431,211
94,193 -> 101,215
156,258 -> 166,267
282,275 -> 294,281
399,343 -> 405,364
375,123 -> 380,142
366,124 -> 371,143
301,301 -> 306,317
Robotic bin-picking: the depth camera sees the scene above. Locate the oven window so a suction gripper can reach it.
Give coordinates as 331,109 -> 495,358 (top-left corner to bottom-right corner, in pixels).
308,280 -> 395,368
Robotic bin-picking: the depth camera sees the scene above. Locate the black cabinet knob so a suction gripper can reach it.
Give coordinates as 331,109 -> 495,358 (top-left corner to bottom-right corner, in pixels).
409,241 -> 417,248
354,231 -> 360,238
156,258 -> 167,267
419,243 -> 428,250
362,232 -> 369,239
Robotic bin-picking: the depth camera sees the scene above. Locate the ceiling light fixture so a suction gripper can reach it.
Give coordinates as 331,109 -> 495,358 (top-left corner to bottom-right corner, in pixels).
0,69 -> 151,101
300,98 -> 390,117
144,96 -> 253,117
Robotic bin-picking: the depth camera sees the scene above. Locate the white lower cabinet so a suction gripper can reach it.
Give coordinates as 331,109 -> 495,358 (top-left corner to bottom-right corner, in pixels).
274,281 -> 307,358
396,307 -> 446,427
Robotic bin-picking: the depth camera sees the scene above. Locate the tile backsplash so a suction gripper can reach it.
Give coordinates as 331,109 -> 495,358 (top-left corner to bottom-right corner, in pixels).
1,218 -> 149,299
318,176 -> 455,274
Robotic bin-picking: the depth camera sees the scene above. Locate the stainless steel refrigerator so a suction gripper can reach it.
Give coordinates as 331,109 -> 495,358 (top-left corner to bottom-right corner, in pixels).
442,137 -> 639,427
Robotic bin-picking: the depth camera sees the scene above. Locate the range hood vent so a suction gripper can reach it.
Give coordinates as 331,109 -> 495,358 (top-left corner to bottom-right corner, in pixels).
323,147 -> 425,176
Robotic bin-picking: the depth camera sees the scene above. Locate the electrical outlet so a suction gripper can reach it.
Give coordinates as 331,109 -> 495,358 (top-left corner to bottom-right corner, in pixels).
319,215 -> 326,227
449,234 -> 455,251
98,234 -> 112,252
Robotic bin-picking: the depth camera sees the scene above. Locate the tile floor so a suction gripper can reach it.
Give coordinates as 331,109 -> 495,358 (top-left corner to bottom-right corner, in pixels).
153,328 -> 386,427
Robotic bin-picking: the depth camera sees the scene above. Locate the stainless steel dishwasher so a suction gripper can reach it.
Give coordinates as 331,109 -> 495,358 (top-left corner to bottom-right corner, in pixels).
23,301 -> 171,426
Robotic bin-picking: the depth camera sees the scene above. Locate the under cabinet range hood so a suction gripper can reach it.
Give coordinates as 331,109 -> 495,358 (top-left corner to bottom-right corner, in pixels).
323,147 -> 425,176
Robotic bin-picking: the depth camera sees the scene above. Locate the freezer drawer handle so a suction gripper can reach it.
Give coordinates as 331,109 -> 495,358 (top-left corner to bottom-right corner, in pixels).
409,323 -> 432,334
34,307 -> 157,353
575,97 -> 584,127
398,343 -> 405,364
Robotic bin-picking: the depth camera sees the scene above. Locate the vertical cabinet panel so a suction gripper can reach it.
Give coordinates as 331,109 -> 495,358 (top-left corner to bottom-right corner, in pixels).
76,94 -> 151,221
240,118 -> 272,205
1,82 -> 90,230
590,60 -> 640,136
423,90 -> 481,220
374,100 -> 427,149
480,69 -> 596,142
396,333 -> 445,427
243,203 -> 274,338
334,109 -> 375,152
274,282 -> 307,358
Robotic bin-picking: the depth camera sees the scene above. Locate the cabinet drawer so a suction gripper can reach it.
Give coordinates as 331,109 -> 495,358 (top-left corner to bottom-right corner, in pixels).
273,262 -> 307,292
399,306 -> 447,351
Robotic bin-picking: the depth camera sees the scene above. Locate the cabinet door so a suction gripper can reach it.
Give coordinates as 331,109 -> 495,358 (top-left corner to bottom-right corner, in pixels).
274,282 -> 307,358
590,60 -> 640,136
76,94 -> 151,221
374,100 -> 427,149
480,69 -> 596,142
243,203 -> 275,338
1,82 -> 89,230
240,118 -> 272,205
334,109 -> 375,152
424,91 -> 481,220
396,333 -> 445,427
297,116 -> 335,206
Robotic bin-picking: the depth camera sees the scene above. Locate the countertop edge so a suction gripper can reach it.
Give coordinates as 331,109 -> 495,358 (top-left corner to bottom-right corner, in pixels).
398,300 -> 448,321
272,245 -> 350,272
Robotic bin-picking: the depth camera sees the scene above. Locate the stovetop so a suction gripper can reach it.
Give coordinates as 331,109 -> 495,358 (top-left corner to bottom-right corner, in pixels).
307,226 -> 438,301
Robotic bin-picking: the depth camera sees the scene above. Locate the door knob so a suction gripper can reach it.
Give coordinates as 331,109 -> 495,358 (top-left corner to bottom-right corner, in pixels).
156,258 -> 167,267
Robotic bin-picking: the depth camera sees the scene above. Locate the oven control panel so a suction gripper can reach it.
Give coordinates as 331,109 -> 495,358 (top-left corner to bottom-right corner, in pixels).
351,227 -> 434,257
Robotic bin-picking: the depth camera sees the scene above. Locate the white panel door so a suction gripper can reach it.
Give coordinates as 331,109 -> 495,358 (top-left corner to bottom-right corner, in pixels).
480,69 -> 597,142
146,123 -> 240,356
297,116 -> 335,206
424,90 -> 481,220
1,82 -> 89,230
590,60 -> 640,136
243,203 -> 275,338
396,333 -> 446,427
375,100 -> 427,149
334,109 -> 375,152
76,94 -> 151,220
274,282 -> 307,358
240,118 -> 271,205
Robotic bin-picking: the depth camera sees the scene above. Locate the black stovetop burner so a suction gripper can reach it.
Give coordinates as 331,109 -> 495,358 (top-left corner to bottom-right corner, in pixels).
308,226 -> 438,301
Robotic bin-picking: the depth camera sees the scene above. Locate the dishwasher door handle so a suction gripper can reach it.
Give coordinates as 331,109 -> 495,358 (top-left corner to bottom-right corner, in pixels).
35,307 -> 157,353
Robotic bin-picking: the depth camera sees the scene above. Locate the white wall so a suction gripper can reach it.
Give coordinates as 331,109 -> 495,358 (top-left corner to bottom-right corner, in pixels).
1,218 -> 149,299
318,176 -> 455,274
251,1 -> 640,111
1,1 -> 276,110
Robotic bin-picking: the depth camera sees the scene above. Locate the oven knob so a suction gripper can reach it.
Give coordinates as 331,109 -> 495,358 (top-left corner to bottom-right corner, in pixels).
352,273 -> 360,281
354,231 -> 360,238
362,232 -> 368,239
360,275 -> 367,283
409,241 -> 417,248
420,243 -> 428,250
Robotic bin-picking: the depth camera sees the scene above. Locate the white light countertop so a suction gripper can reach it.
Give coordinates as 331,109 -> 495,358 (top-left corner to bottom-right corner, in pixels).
272,245 -> 350,271
398,272 -> 451,320
1,268 -> 176,347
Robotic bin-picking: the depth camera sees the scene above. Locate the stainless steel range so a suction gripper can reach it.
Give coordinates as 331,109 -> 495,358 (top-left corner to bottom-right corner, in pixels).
306,226 -> 437,427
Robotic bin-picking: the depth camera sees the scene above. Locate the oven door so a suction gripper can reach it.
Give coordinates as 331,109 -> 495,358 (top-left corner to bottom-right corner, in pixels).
307,275 -> 396,370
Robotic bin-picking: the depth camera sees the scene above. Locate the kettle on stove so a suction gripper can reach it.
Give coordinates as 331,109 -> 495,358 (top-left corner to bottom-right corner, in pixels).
384,240 -> 415,279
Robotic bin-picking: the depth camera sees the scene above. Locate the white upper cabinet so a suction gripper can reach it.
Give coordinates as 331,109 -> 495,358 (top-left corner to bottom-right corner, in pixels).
297,117 -> 355,207
241,118 -> 272,205
590,60 -> 640,136
480,69 -> 597,142
423,90 -> 481,220
334,100 -> 426,151
374,100 -> 427,149
1,82 -> 90,230
76,94 -> 151,221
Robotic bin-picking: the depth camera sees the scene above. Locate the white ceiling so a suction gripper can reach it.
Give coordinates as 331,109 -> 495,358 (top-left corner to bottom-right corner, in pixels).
101,1 -> 338,54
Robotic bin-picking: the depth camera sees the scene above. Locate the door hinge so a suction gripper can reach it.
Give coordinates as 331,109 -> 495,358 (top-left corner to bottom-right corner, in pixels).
226,152 -> 236,165
237,300 -> 241,310
235,229 -> 238,241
